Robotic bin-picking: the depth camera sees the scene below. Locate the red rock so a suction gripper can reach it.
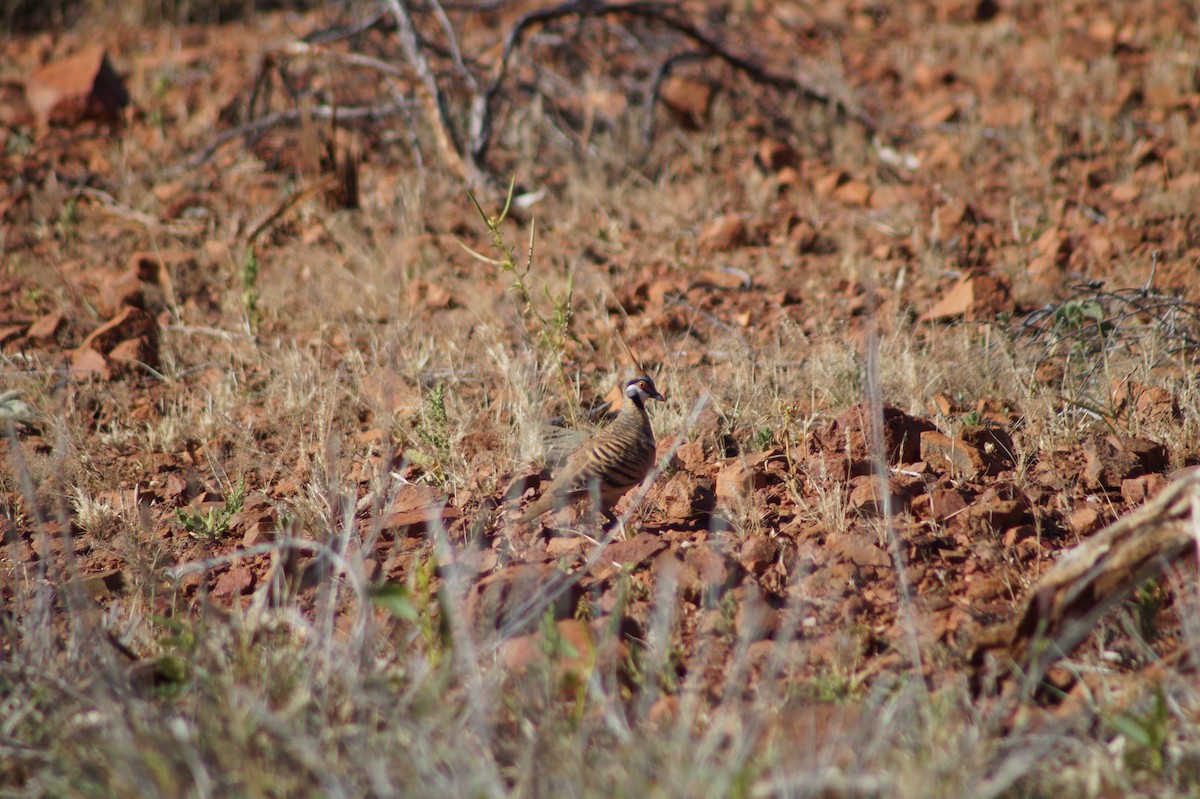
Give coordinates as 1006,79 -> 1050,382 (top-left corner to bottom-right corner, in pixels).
912,487 -> 969,521
756,139 -> 796,171
919,430 -> 991,478
675,441 -> 708,472
70,346 -> 112,379
959,425 -> 1016,471
164,473 -> 189,500
499,619 -> 597,681
735,595 -> 777,641
80,306 -> 157,356
697,215 -> 746,251
832,180 -> 871,206
825,530 -> 891,568
455,548 -> 500,577
68,568 -> 128,600
812,169 -> 848,197
682,544 -> 730,598
815,405 -> 934,465
127,251 -> 173,282
599,533 -> 667,571
233,493 -> 277,546
789,218 -> 820,252
1068,507 -> 1103,536
848,476 -> 910,516
1082,435 -> 1162,490
1002,524 -> 1035,548
26,312 -> 63,341
406,280 -> 455,310
963,575 -> 1007,603
1134,386 -> 1177,422
108,336 -> 154,366
1119,436 -> 1168,474
374,484 -> 461,537
553,619 -> 596,679
920,273 -> 1014,322
937,0 -> 1000,23
1119,473 -> 1167,507
1015,537 -> 1044,561
715,451 -> 772,504
498,635 -> 540,673
932,393 -> 965,416
693,268 -> 750,290
466,564 -> 581,635
1026,227 -> 1071,278
659,76 -> 713,127
739,535 -> 778,576
0,82 -> 34,127
0,326 -> 26,346
97,268 -> 147,316
25,45 -> 129,126
652,473 -> 713,524
374,504 -> 461,537
958,498 -> 1028,532
546,537 -> 589,558
647,696 -> 679,728
211,566 -> 255,598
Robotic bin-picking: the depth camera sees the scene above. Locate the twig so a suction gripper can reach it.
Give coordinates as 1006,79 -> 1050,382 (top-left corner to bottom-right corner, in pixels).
242,173 -> 339,243
301,8 -> 388,45
73,187 -> 205,237
279,40 -> 410,79
381,0 -> 487,187
174,103 -> 406,173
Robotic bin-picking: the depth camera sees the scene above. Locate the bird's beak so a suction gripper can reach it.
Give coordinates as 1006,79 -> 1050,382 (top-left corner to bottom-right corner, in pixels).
652,388 -> 665,401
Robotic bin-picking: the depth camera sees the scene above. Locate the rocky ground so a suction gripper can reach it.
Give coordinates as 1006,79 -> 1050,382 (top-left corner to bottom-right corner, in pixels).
3,1 -> 1200,795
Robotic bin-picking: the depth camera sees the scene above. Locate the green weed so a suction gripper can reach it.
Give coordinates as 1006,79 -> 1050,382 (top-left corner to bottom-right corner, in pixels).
175,479 -> 246,540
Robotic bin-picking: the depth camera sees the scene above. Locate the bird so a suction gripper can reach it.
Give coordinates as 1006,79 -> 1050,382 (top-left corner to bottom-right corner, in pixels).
518,375 -> 665,524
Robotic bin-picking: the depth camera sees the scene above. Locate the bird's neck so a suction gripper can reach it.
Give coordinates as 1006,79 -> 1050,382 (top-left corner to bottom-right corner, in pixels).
623,393 -> 650,428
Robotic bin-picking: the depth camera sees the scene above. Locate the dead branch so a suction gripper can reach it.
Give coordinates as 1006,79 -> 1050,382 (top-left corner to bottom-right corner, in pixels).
301,8 -> 388,45
473,0 -> 878,165
642,49 -> 706,154
74,187 -> 205,237
381,0 -> 488,187
280,41 -> 410,80
971,466 -> 1200,694
242,173 -> 339,243
174,103 -> 405,173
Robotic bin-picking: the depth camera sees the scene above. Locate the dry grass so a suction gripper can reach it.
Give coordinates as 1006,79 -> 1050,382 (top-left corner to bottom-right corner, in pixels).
7,202 -> 1200,797
6,4 -> 1200,797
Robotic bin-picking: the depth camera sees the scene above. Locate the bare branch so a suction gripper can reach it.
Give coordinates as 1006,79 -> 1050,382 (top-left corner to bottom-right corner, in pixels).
174,103 -> 406,173
971,467 -> 1200,694
472,1 -> 877,164
381,0 -> 487,187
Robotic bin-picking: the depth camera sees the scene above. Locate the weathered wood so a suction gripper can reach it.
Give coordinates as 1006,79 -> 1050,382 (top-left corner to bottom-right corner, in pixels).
972,467 -> 1200,690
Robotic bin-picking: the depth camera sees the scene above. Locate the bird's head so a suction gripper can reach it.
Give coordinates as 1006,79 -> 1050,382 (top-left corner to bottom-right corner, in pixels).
624,375 -> 665,405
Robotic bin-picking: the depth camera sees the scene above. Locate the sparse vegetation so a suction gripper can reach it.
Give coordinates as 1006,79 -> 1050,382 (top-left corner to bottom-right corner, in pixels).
175,479 -> 246,540
3,3 -> 1200,798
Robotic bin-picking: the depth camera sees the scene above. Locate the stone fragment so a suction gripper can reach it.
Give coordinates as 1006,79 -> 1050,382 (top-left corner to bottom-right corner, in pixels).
466,564 -> 581,636
212,566 -> 255,598
920,273 -> 1014,322
739,535 -> 778,576
26,312 -> 63,341
697,215 -> 746,251
26,45 -> 129,126
659,76 -> 713,127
